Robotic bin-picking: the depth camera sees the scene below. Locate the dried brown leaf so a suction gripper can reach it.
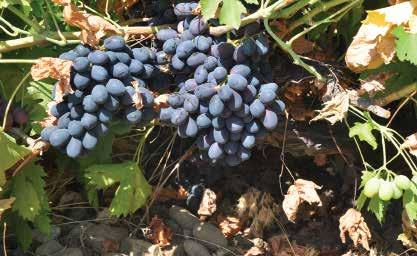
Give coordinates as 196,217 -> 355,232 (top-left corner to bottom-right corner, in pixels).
282,179 -> 322,222
291,37 -> 315,55
153,94 -> 169,111
31,57 -> 73,102
268,235 -> 320,256
244,246 -> 265,256
198,188 -> 217,216
311,91 -> 350,125
145,216 -> 173,247
53,0 -> 121,46
339,208 -> 371,251
345,1 -> 416,72
217,215 -> 241,238
401,133 -> 417,157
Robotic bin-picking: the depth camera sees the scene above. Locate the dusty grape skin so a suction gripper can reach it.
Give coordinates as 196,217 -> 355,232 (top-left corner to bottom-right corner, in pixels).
196,134 -> 213,150
82,131 -> 98,150
73,72 -> 91,90
81,112 -> 98,130
241,132 -> 256,149
98,108 -> 112,123
227,74 -> 248,91
237,146 -> 251,161
189,17 -> 208,35
68,120 -> 84,138
104,36 -> 125,51
193,35 -> 212,52
183,94 -> 199,113
178,116 -> 198,137
260,83 -> 278,93
226,90 -> 243,111
168,94 -> 185,108
225,115 -> 244,133
172,55 -> 185,70
194,65 -> 208,84
171,108 -> 189,125
249,99 -> 265,118
132,48 -> 151,63
66,137 -> 83,158
49,129 -> 71,147
125,107 -> 142,124
41,126 -> 58,141
262,109 -> 278,130
57,112 -> 71,129
194,84 -> 217,100
245,120 -> 261,133
218,85 -> 233,102
103,95 -> 120,111
196,113 -> 212,128
211,117 -> 225,129
176,40 -> 195,59
82,95 -> 99,112
208,95 -> 224,117
111,62 -> 130,79
163,38 -> 180,54
159,107 -> 174,122
213,128 -> 229,144
204,56 -> 218,71
74,44 -> 91,57
88,50 -> 109,65
91,84 -> 109,104
224,141 -> 239,155
186,52 -> 207,68
241,84 -> 257,104
259,90 -> 276,104
106,79 -> 126,96
70,105 -> 84,120
91,65 -> 109,82
156,28 -> 178,41
217,42 -> 235,58
138,87 -> 154,107
73,57 -> 90,72
208,142 -> 223,160
230,65 -> 251,78
50,102 -> 69,117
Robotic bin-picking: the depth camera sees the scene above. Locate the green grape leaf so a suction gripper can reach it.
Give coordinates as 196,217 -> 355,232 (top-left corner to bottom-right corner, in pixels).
244,0 -> 259,4
349,121 -> 377,150
393,26 -> 417,66
10,161 -> 48,221
219,0 -> 247,29
0,131 -> 31,186
360,170 -> 375,189
403,190 -> 417,222
0,0 -> 31,9
8,213 -> 32,251
33,211 -> 52,236
356,191 -> 367,210
85,161 -> 152,217
25,81 -> 53,134
79,131 -> 115,169
200,0 -> 222,20
367,196 -> 388,223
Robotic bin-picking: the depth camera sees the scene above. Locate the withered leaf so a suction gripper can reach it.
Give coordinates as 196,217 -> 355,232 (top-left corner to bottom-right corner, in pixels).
217,215 -> 241,238
145,216 -> 173,247
345,1 -> 416,72
282,179 -> 322,222
311,91 -> 350,125
339,208 -> 371,251
401,132 -> 417,157
0,197 -> 15,220
31,57 -> 73,102
153,186 -> 188,202
53,0 -> 121,46
198,188 -> 217,216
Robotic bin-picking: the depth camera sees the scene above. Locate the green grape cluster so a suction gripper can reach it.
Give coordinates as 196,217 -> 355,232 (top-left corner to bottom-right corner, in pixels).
363,174 -> 414,201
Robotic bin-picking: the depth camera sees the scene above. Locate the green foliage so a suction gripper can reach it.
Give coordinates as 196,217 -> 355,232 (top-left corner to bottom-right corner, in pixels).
24,81 -> 53,134
10,161 -> 49,221
403,189 -> 417,222
85,161 -> 152,217
367,196 -> 388,223
200,0 -> 248,29
0,131 -> 31,186
348,118 -> 377,150
393,26 -> 417,66
7,213 -> 32,251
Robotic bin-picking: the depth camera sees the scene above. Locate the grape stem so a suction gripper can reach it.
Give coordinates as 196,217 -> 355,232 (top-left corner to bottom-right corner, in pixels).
263,18 -> 324,80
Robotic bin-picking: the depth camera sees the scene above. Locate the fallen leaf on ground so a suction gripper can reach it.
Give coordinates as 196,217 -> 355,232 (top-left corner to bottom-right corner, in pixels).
31,58 -> 73,102
244,246 -> 265,256
198,188 -> 217,216
237,188 -> 280,237
217,215 -> 242,238
53,0 -> 121,46
282,179 -> 322,222
339,208 -> 371,251
154,186 -> 188,202
401,132 -> 417,157
268,235 -> 320,256
311,91 -> 350,125
244,238 -> 270,256
0,197 -> 15,220
144,216 -> 173,247
359,73 -> 391,97
345,1 -> 416,72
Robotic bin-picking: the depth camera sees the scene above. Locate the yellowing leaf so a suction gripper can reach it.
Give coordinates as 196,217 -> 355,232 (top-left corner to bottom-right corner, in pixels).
200,0 -> 222,20
393,26 -> 417,65
345,1 -> 417,72
0,197 -> 15,219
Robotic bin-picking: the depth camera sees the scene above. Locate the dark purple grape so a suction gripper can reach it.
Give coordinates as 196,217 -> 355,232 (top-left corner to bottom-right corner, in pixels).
227,74 -> 247,91
194,65 -> 208,84
194,83 -> 217,100
66,137 -> 83,158
204,56 -> 218,71
163,38 -> 181,54
82,95 -> 99,112
112,62 -> 129,79
74,44 -> 91,57
91,84 -> 109,104
176,40 -> 195,59
49,129 -> 70,147
225,115 -> 244,133
249,99 -> 265,118
224,141 -> 239,155
233,45 -> 247,63
156,51 -> 169,64
57,112 -> 71,128
88,50 -> 109,65
230,65 -> 251,78
159,107 -> 174,122
212,117 -> 225,129
106,79 -> 125,96
91,65 -> 109,82
104,36 -> 125,51
129,59 -> 144,75
193,36 -> 212,52
189,17 -> 208,35
183,94 -> 199,113
262,108 -> 278,130
68,120 -> 84,138
226,90 -> 243,111
172,54 -> 185,70
213,67 -> 227,81
208,142 -> 223,160
41,126 -> 58,141
171,108 -> 188,125
104,95 -> 120,111
168,94 -> 185,108
156,28 -> 178,41
178,116 -> 198,137
125,107 -> 142,124
186,52 -> 207,68
73,57 -> 90,72
82,131 -> 98,150
209,95 -> 224,117
196,113 -> 212,129
73,72 -> 91,90
241,132 -> 256,149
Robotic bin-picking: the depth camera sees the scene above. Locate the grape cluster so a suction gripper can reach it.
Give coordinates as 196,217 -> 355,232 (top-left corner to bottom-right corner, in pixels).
154,4 -> 284,166
0,95 -> 28,130
363,174 -> 415,201
41,37 -> 159,158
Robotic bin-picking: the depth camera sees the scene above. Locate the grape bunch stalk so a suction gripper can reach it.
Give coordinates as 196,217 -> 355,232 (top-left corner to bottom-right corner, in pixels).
40,1 -> 285,167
